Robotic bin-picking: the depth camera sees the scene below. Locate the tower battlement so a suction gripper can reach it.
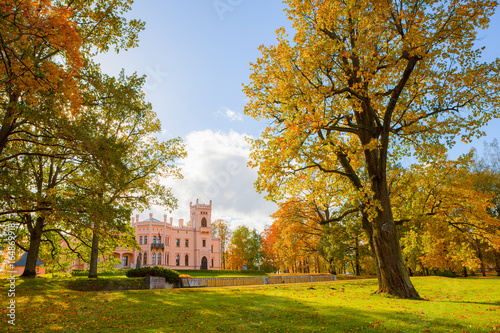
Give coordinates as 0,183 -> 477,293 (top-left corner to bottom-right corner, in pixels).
190,199 -> 212,209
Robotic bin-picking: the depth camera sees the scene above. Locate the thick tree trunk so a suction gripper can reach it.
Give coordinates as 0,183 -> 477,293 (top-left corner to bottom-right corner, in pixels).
362,148 -> 420,299
365,174 -> 420,299
88,230 -> 99,278
463,266 -> 468,277
21,216 -> 44,278
371,219 -> 420,299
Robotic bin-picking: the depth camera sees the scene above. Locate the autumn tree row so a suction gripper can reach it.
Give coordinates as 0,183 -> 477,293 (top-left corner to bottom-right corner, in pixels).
0,0 -> 184,278
260,147 -> 500,278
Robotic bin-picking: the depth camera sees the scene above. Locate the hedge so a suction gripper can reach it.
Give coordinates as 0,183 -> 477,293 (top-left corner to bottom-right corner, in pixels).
67,277 -> 145,291
433,270 -> 456,278
71,268 -> 125,277
126,266 -> 180,284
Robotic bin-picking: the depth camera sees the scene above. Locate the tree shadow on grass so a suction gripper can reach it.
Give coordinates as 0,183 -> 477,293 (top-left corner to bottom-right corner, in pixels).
4,279 -> 497,333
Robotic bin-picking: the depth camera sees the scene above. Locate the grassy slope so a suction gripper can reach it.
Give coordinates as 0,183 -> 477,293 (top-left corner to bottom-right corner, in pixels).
1,276 -> 499,332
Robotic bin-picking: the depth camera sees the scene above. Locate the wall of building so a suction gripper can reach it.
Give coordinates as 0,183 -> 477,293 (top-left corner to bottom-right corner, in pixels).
113,200 -> 222,271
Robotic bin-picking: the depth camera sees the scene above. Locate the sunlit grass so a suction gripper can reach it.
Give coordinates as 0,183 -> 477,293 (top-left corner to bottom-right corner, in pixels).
1,276 -> 499,332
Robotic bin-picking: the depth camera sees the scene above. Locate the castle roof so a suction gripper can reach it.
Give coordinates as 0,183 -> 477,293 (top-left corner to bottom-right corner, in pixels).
139,217 -> 162,222
14,252 -> 45,267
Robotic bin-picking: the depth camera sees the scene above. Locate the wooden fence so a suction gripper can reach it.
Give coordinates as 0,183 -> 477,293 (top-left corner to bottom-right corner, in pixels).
180,275 -> 336,288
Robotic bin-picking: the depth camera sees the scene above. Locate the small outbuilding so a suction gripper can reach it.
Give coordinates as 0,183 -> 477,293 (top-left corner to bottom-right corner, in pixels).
13,252 -> 46,275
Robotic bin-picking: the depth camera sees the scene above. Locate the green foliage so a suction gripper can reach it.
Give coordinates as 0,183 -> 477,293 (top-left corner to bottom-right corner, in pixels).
228,225 -> 261,270
432,270 -> 456,278
126,267 -> 180,284
0,0 -> 184,279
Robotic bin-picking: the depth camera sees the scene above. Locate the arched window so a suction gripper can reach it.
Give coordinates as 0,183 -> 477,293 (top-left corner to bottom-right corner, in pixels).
158,253 -> 162,265
176,254 -> 180,266
167,253 -> 169,265
152,252 -> 156,265
185,254 -> 189,266
201,217 -> 207,228
143,252 -> 148,265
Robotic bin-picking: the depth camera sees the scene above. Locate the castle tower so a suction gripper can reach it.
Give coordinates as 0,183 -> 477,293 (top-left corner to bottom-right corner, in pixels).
190,199 -> 212,229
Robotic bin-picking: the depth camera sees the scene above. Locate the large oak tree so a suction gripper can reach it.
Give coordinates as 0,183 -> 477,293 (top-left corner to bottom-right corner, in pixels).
244,0 -> 500,298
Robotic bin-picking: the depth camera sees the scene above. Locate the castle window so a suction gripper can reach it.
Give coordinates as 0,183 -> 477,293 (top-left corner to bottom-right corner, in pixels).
167,237 -> 169,246
158,252 -> 162,265
167,254 -> 169,265
202,239 -> 206,247
212,258 -> 214,267
152,252 -> 156,265
153,236 -> 157,244
211,245 -> 213,252
144,253 -> 148,265
185,239 -> 189,247
185,254 -> 189,266
201,217 -> 207,227
144,236 -> 148,244
176,254 -> 180,266
139,236 -> 143,244
176,239 -> 180,247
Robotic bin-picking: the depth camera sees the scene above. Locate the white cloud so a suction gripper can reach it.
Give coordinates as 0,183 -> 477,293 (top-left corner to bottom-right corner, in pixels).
150,129 -> 277,232
216,107 -> 243,122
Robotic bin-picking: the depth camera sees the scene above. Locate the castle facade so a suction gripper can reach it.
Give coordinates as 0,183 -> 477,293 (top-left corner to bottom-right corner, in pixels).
72,200 -> 222,271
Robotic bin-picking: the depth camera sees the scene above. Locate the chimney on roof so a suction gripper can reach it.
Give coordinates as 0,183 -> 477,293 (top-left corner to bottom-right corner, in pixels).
164,214 -> 167,222
149,213 -> 153,221
179,219 -> 184,227
131,217 -> 135,224
170,217 -> 173,225
136,214 -> 139,223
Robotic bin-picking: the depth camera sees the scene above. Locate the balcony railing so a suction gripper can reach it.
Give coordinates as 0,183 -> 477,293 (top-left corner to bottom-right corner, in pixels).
151,243 -> 164,250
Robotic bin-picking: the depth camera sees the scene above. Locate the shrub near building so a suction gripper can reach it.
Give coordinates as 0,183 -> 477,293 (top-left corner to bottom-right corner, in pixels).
126,267 -> 180,284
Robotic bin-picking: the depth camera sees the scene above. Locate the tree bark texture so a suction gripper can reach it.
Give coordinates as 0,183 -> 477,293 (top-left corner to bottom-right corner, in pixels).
88,230 -> 99,278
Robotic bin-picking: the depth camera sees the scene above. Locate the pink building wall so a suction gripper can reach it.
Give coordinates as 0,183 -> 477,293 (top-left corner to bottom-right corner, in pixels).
114,200 -> 222,270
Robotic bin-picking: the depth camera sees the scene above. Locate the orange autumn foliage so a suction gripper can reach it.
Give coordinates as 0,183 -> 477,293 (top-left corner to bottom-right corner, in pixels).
0,0 -> 83,110
264,198 -> 324,273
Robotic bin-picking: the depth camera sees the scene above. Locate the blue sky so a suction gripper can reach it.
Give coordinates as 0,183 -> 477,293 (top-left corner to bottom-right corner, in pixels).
96,1 -> 500,231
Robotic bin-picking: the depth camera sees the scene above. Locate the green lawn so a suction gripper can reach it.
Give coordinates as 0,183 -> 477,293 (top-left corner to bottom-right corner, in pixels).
1,276 -> 499,332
